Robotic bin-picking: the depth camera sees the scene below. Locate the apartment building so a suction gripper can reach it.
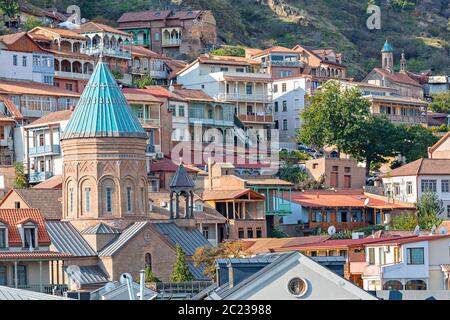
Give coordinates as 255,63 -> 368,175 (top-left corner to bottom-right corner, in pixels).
117,10 -> 217,57
272,75 -> 311,150
128,45 -> 171,85
248,46 -> 304,78
28,27 -> 96,93
0,32 -> 54,85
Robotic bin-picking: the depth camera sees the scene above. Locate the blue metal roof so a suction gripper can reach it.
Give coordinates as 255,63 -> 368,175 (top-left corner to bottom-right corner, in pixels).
64,265 -> 109,285
152,223 -> 211,256
99,221 -> 148,256
62,61 -> 147,140
382,40 -> 393,52
81,222 -> 122,235
46,221 -> 97,257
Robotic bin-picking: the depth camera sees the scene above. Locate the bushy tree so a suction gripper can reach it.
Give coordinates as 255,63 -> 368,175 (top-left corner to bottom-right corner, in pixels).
144,266 -> 161,283
395,124 -> 439,163
13,161 -> 27,188
0,0 -> 19,19
133,76 -> 154,89
429,91 -> 450,114
390,212 -> 417,230
279,162 -> 308,185
170,244 -> 194,282
416,191 -> 443,230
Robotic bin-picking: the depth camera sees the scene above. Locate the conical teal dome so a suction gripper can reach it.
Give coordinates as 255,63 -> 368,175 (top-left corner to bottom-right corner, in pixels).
381,40 -> 393,52
62,61 -> 147,140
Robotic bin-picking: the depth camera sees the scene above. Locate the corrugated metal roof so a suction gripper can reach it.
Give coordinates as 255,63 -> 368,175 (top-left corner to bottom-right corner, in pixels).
169,164 -> 195,188
46,221 -> 97,257
152,223 -> 211,256
188,262 -> 209,281
81,223 -> 121,235
99,222 -> 148,256
62,62 -> 147,140
0,285 -> 70,300
65,265 -> 109,285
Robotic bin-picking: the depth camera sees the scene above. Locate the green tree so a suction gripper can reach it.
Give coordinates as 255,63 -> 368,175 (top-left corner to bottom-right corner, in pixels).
395,124 -> 439,163
279,162 -> 308,185
133,76 -> 154,88
111,70 -> 123,80
416,191 -> 444,230
13,161 -> 27,188
170,244 -> 194,282
144,265 -> 161,283
211,46 -> 245,57
297,81 -> 397,177
390,212 -> 417,230
23,16 -> 42,31
0,0 -> 19,19
429,91 -> 450,113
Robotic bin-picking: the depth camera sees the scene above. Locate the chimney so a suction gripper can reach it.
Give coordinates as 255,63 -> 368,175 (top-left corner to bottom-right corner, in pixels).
139,269 -> 145,300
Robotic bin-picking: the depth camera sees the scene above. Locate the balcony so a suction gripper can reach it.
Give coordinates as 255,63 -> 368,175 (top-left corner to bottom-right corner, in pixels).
238,114 -> 273,123
162,38 -> 181,47
54,71 -> 92,80
29,171 -> 53,183
81,47 -> 131,60
131,67 -> 167,79
132,39 -> 149,46
308,221 -> 368,232
6,284 -> 68,295
29,144 -> 61,156
217,92 -> 272,103
138,118 -> 160,127
263,60 -> 303,68
189,117 -> 234,127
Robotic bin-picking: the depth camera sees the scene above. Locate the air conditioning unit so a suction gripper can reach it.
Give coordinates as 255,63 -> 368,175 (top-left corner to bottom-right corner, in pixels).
156,152 -> 164,159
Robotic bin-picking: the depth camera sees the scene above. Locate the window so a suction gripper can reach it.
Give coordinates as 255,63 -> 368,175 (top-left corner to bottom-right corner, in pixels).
247,228 -> 253,238
282,119 -> 288,131
136,107 -> 144,119
12,265 -> 27,286
127,187 -> 132,212
38,134 -> 44,146
344,167 -> 351,173
65,83 -> 73,91
0,227 -> 6,248
85,187 -> 91,212
312,163 -> 318,169
154,32 -> 160,41
246,84 -> 252,95
447,205 -> 450,218
282,83 -> 287,92
383,280 -> 403,291
421,179 -> 437,192
442,180 -> 449,193
168,104 -> 176,113
202,226 -> 209,239
145,253 -> 152,271
24,227 -> 36,249
141,187 -> 145,211
236,67 -> 244,73
150,180 -> 159,193
13,55 -> 17,66
288,278 -> 307,297
238,228 -> 244,239
282,100 -> 287,112
256,227 -> 262,238
407,247 -> 424,265
368,247 -> 375,265
274,120 -> 279,129
219,67 -> 229,72
394,183 -> 400,196
22,56 -> 27,67
274,101 -> 278,112
406,181 -> 413,195
178,105 -> 185,117
273,84 -> 278,93
405,279 -> 427,290
106,187 -> 112,213
0,266 -> 6,285
332,166 -> 338,171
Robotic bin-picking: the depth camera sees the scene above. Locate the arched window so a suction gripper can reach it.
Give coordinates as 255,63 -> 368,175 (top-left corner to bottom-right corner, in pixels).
145,253 -> 152,271
383,280 -> 403,291
127,186 -> 132,212
85,187 -> 91,213
405,280 -> 427,290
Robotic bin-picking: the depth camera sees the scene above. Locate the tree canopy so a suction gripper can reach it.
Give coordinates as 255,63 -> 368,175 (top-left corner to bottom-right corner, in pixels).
416,191 -> 443,230
170,244 -> 194,282
429,91 -> 450,114
13,161 -> 27,188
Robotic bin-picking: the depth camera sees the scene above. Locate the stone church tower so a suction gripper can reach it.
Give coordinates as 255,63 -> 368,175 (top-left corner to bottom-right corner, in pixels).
61,60 -> 149,230
381,40 -> 394,73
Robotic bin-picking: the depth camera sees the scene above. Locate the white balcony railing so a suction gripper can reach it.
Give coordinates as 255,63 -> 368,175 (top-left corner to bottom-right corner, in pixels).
81,47 -> 131,59
162,38 -> 181,47
262,60 -> 303,68
54,71 -> 92,80
222,71 -> 272,80
217,92 -> 272,103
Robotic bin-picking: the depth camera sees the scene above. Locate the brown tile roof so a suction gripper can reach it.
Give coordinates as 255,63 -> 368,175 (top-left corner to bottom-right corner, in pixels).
201,189 -> 265,201
0,208 -> 51,245
251,46 -> 299,58
199,55 -> 261,66
0,80 -> 79,97
26,109 -> 74,128
143,85 -> 186,101
0,95 -> 23,119
32,175 -> 62,190
4,188 -> 62,220
366,234 -> 450,246
172,88 -> 215,102
78,22 -> 131,37
0,32 -> 27,46
30,27 -> 87,40
429,131 -> 450,155
150,157 -> 198,173
373,68 -> 422,87
122,88 -> 165,104
0,251 -> 71,260
43,49 -> 95,61
366,94 -> 427,105
118,10 -> 172,23
223,75 -> 272,83
245,178 -> 293,187
126,45 -> 163,59
241,235 -> 330,254
383,158 -> 450,177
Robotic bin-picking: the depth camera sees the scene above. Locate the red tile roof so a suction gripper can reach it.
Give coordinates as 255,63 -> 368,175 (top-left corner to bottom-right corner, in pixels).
143,85 -> 186,101
0,209 -> 51,246
150,157 -> 198,173
122,88 -> 165,104
0,95 -> 23,119
383,158 -> 450,177
365,234 -> 450,246
26,109 -> 74,128
78,22 -> 131,37
373,68 -> 422,87
172,88 -> 215,102
32,175 -> 62,190
0,80 -> 79,98
251,46 -> 299,58
126,45 -> 164,59
0,251 -> 71,260
30,27 -> 87,40
118,10 -> 172,23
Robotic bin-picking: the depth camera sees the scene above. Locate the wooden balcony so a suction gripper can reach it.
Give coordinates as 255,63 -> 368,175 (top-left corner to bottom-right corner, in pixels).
238,114 -> 273,123
309,221 -> 368,232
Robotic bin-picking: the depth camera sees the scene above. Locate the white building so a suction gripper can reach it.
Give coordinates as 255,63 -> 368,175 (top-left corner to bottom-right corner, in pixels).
357,234 -> 450,291
272,76 -> 311,150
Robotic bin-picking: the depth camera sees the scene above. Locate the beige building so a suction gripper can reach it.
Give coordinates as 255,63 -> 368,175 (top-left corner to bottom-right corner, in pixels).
305,157 -> 366,189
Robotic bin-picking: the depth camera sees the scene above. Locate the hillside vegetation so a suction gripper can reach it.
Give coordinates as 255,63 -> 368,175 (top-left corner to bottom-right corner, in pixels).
29,0 -> 450,79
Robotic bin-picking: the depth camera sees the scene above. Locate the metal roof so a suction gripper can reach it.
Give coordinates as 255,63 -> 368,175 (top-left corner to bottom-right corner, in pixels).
46,221 -> 97,257
169,164 -> 195,189
382,40 -> 394,52
81,222 -> 122,235
152,223 -> 211,256
0,285 -> 71,300
65,265 -> 109,285
99,222 -> 148,257
188,262 -> 209,281
62,61 -> 147,140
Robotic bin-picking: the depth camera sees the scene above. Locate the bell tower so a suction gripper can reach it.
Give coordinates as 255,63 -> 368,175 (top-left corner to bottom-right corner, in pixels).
169,164 -> 195,219
400,50 -> 407,73
381,40 -> 394,73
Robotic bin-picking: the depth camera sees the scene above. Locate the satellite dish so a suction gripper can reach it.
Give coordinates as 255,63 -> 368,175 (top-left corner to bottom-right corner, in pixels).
328,225 -> 336,235
413,225 -> 420,236
104,282 -> 116,293
439,226 -> 448,235
364,198 -> 370,206
431,225 -> 437,235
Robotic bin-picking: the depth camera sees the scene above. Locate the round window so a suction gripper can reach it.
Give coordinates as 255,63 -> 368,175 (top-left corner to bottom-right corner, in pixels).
288,278 -> 308,297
